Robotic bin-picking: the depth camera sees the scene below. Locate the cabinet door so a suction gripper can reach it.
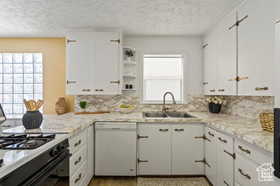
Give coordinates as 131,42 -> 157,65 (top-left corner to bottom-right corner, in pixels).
171,124 -> 204,175
83,126 -> 94,185
216,132 -> 234,186
238,0 -> 275,96
203,31 -> 218,95
274,23 -> 280,107
93,32 -> 121,95
205,128 -> 217,186
138,124 -> 171,175
66,32 -> 95,95
216,10 -> 237,96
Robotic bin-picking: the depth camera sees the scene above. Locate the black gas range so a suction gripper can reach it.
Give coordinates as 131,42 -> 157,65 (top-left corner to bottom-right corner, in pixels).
0,133 -> 70,186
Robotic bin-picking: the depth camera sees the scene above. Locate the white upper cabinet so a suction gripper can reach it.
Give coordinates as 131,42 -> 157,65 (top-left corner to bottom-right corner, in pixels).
238,0 -> 275,96
203,30 -> 218,95
216,10 -> 237,96
66,32 -> 95,95
66,31 -> 122,95
275,0 -> 280,22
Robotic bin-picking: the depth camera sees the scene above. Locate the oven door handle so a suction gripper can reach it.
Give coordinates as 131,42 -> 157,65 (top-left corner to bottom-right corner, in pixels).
21,151 -> 70,186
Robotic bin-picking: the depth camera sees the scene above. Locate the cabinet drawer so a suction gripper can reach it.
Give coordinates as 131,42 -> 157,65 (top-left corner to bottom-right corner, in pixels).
70,146 -> 87,176
235,155 -> 259,186
69,130 -> 87,154
70,162 -> 86,186
235,139 -> 271,164
217,132 -> 234,153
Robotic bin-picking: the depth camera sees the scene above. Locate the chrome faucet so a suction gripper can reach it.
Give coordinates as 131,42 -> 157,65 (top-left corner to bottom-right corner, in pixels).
162,92 -> 176,112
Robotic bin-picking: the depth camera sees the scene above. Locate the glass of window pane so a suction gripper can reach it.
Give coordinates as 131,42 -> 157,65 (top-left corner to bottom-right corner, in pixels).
24,64 -> 33,73
34,94 -> 42,100
2,104 -> 12,114
34,64 -> 42,73
14,74 -> 23,83
3,94 -> 13,103
24,84 -> 33,94
14,84 -> 23,93
0,94 -> 2,103
24,53 -> 33,63
13,64 -> 23,73
13,104 -> 23,114
24,94 -> 33,100
0,74 -> 3,83
24,74 -> 33,83
0,65 -> 2,73
0,85 -> 2,93
3,84 -> 12,93
34,53 -> 42,64
3,74 -> 13,83
13,53 -> 23,63
3,53 -> 13,63
0,54 -> 2,63
34,74 -> 42,83
3,64 -> 12,73
34,84 -> 42,93
14,94 -> 23,103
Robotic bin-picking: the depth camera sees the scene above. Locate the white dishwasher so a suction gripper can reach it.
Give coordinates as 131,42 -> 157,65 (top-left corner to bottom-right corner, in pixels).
95,122 -> 137,176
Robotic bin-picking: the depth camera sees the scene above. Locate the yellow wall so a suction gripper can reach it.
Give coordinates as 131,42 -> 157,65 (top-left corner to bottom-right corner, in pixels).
0,38 -> 74,114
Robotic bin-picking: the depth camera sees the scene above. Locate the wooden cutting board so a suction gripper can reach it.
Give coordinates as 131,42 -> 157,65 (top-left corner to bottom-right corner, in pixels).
74,111 -> 110,115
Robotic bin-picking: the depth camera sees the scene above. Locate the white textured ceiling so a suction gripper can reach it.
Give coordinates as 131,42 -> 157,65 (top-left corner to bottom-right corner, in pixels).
0,0 -> 242,37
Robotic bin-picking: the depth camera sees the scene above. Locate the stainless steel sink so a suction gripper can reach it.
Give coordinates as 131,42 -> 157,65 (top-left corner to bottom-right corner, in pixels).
143,111 -> 194,118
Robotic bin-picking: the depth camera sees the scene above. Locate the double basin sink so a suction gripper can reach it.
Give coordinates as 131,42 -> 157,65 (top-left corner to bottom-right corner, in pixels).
143,111 -> 194,119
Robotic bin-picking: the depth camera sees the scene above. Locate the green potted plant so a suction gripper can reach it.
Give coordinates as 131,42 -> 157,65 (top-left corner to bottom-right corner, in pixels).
79,101 -> 87,113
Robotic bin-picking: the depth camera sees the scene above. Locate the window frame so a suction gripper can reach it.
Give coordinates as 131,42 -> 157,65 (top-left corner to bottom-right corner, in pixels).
141,54 -> 184,104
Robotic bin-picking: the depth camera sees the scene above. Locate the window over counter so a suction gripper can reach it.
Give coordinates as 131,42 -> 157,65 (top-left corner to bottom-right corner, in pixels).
0,53 -> 43,118
143,54 -> 184,104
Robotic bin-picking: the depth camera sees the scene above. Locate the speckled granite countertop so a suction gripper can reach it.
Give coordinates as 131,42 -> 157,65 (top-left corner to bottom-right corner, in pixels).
1,111 -> 274,153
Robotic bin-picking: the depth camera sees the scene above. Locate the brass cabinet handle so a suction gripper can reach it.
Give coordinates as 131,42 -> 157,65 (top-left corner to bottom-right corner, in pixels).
95,89 -> 104,92
195,158 -> 211,168
82,89 -> 91,92
66,80 -> 77,84
174,129 -> 184,132
74,140 -> 82,147
224,180 -> 230,186
74,173 -> 82,183
194,135 -> 211,142
209,89 -> 215,92
203,82 -> 208,85
238,168 -> 251,180
137,135 -> 149,139
208,131 -> 215,137
138,159 -> 148,163
255,87 -> 269,91
218,137 -> 227,144
110,80 -> 120,84
238,145 -> 251,154
74,156 -> 82,165
110,39 -> 121,44
224,150 -> 236,159
67,39 -> 77,44
228,76 -> 248,82
218,89 -> 225,92
159,129 -> 169,132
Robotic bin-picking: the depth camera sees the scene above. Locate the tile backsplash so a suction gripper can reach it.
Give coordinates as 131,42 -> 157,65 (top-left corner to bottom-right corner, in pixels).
75,94 -> 274,120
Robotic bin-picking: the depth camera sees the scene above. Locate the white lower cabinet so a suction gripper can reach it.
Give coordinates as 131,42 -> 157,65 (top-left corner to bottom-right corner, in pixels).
138,124 -> 171,175
171,124 -> 204,175
204,127 -> 217,186
137,123 -> 204,175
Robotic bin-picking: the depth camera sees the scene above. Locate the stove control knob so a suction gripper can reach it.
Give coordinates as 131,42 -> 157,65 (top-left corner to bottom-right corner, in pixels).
50,148 -> 59,157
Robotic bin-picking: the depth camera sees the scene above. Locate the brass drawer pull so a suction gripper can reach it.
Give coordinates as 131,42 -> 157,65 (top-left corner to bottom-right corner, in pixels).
82,89 -> 91,92
74,173 -> 82,183
218,137 -> 227,143
195,158 -> 211,168
194,135 -> 211,142
224,180 -> 229,186
174,129 -> 184,132
208,131 -> 215,137
74,140 -> 82,147
209,89 -> 215,92
159,129 -> 169,132
74,156 -> 82,165
67,40 -> 77,44
95,89 -> 104,92
228,76 -> 248,82
218,89 -> 225,92
137,135 -> 149,139
238,145 -> 251,154
110,80 -> 120,84
203,82 -> 208,85
224,150 -> 236,159
66,80 -> 77,84
138,159 -> 148,163
255,87 -> 269,91
238,168 -> 251,180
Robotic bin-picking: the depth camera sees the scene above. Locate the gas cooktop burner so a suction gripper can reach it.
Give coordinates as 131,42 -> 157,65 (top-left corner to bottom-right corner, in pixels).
0,134 -> 55,150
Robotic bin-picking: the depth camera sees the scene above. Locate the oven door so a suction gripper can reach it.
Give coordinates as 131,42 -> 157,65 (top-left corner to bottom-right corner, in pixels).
22,151 -> 70,186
